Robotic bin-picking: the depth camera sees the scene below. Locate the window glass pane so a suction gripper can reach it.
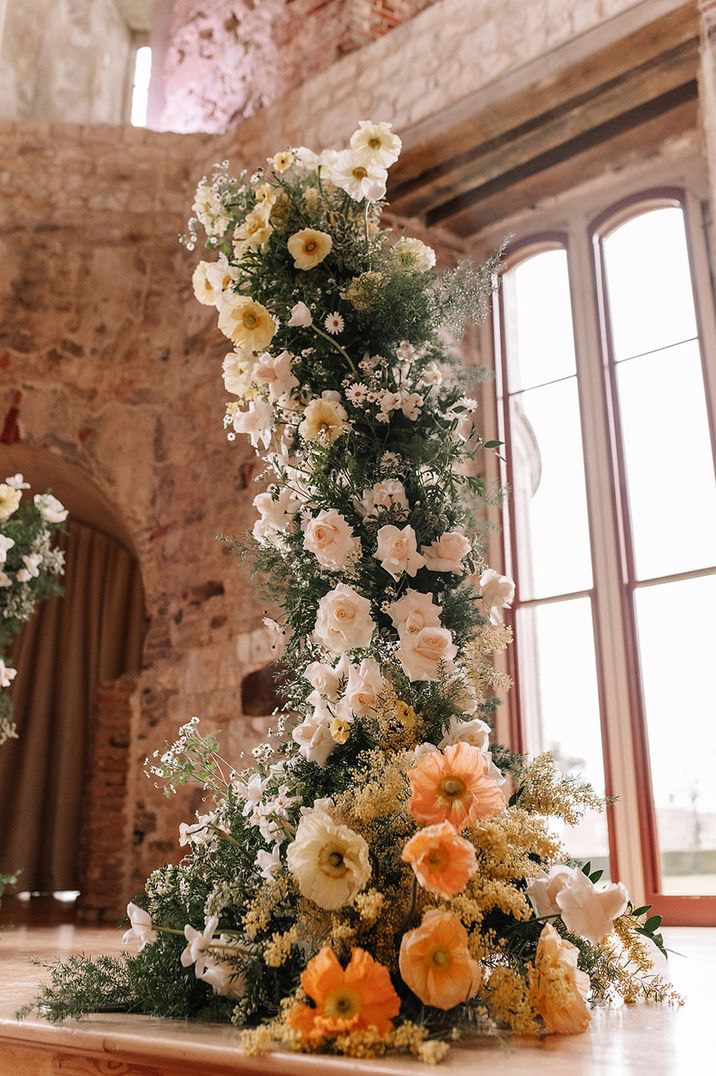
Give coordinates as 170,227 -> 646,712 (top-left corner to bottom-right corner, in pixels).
517,597 -> 610,873
510,378 -> 592,599
634,575 -> 716,895
602,206 -> 698,362
503,248 -> 577,392
616,340 -> 716,579
131,46 -> 152,128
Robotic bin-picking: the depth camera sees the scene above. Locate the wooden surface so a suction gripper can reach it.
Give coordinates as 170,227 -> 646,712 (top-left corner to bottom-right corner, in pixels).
0,921 -> 712,1075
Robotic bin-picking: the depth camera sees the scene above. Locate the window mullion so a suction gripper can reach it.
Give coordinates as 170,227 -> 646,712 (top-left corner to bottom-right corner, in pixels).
568,224 -> 647,903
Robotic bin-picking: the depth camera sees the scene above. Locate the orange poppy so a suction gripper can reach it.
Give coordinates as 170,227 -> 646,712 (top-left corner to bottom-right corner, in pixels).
401,820 -> 477,898
399,908 -> 482,1010
530,923 -> 591,1035
407,743 -> 505,830
288,946 -> 400,1042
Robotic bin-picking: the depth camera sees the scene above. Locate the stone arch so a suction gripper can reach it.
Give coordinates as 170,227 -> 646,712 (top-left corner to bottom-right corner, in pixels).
0,442 -> 147,920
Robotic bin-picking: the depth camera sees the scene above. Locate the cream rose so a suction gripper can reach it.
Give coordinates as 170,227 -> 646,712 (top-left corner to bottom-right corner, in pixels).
336,657 -> 385,719
287,228 -> 332,270
374,524 -> 425,580
397,625 -> 458,682
438,715 -> 491,751
387,588 -> 442,637
303,509 -> 361,572
304,657 -> 347,704
422,530 -> 471,574
313,583 -> 375,655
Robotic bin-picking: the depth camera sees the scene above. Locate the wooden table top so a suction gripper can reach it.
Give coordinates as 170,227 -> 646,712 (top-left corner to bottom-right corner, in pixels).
0,918 -> 712,1075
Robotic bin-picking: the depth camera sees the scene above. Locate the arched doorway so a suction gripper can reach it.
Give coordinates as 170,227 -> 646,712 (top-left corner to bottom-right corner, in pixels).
0,446 -> 145,905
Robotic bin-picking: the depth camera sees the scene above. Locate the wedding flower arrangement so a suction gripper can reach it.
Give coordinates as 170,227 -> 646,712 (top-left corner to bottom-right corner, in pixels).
29,122 -> 678,1059
0,474 -> 67,746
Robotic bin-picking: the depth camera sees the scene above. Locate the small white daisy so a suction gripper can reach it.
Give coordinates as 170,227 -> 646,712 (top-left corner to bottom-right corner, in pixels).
324,312 -> 344,335
346,382 -> 369,405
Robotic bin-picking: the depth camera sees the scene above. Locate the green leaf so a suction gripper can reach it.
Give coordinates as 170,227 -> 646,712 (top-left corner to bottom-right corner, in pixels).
644,915 -> 663,933
631,905 -> 651,917
581,861 -> 591,876
482,440 -> 503,449
589,869 -> 603,883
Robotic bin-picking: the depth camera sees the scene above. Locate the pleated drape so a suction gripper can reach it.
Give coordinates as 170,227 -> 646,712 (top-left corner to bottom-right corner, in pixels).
0,521 -> 144,891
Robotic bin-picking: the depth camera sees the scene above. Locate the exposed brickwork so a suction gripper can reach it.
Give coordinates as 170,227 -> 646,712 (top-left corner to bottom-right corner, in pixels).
77,678 -> 137,921
160,0 -> 436,133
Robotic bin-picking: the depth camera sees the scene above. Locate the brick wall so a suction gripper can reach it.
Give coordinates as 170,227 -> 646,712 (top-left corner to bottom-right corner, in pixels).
160,0 -> 436,133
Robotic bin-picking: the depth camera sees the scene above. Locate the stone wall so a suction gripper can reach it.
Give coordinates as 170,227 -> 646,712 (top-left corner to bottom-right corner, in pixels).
0,0 -> 133,124
159,0 -> 435,133
0,119 -> 288,900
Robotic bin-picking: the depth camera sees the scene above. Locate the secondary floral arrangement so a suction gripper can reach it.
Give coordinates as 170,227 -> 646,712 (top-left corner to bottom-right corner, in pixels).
28,122 -> 677,1060
0,473 -> 67,746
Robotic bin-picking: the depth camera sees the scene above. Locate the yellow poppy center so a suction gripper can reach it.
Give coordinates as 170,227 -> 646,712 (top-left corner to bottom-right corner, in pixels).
304,240 -> 318,253
352,166 -> 368,180
325,986 -> 361,1019
242,311 -> 259,329
438,775 -> 466,801
429,946 -> 452,970
318,844 -> 348,878
368,137 -> 381,149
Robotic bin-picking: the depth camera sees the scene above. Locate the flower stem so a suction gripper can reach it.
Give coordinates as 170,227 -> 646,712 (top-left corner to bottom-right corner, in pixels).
311,325 -> 358,375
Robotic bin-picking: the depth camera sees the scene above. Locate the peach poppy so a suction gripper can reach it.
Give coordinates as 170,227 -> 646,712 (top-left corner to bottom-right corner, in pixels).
530,923 -> 591,1035
407,742 -> 505,830
401,821 -> 477,899
288,946 -> 400,1042
399,908 -> 482,1011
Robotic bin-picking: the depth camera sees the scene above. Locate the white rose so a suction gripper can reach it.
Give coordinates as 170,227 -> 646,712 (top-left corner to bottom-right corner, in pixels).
0,483 -> 22,522
233,398 -> 274,449
313,583 -> 375,655
286,806 -> 371,909
438,715 -> 491,751
252,350 -> 299,401
288,300 -> 313,327
292,704 -> 336,766
396,625 -> 458,682
387,588 -> 442,636
527,865 -> 629,945
303,509 -> 361,572
33,493 -> 68,524
392,236 -> 436,272
479,568 -> 515,625
358,479 -> 409,519
374,524 -> 425,580
422,530 -> 471,574
336,658 -> 384,719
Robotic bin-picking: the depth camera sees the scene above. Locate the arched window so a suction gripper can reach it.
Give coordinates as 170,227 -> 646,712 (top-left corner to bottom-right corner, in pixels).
493,190 -> 716,923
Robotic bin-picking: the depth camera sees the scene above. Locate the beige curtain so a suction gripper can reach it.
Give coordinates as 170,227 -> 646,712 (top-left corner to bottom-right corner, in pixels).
0,521 -> 144,891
